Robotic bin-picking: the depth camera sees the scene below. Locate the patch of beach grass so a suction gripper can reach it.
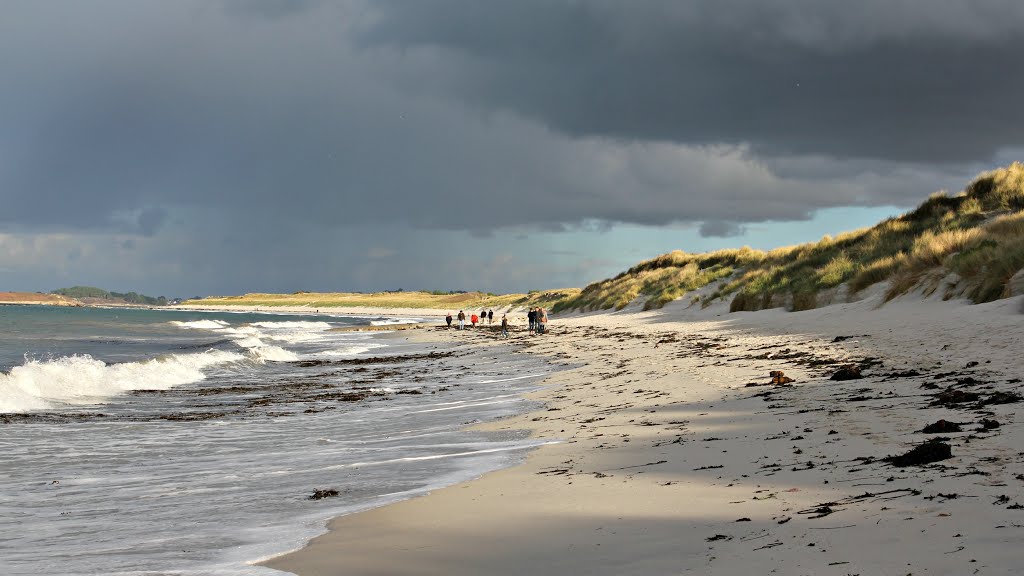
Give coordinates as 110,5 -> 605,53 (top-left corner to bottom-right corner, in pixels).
560,163 -> 1024,313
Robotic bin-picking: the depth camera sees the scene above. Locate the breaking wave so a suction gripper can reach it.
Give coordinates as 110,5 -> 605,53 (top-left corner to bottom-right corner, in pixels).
0,350 -> 243,413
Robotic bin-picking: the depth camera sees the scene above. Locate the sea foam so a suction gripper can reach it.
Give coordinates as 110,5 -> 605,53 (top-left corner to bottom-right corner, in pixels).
0,350 -> 243,413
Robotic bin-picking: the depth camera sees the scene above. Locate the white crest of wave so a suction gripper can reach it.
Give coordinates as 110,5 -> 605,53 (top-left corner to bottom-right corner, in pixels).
320,343 -> 386,357
369,318 -> 421,326
0,350 -> 243,413
246,345 -> 300,363
170,319 -> 230,330
216,328 -> 300,362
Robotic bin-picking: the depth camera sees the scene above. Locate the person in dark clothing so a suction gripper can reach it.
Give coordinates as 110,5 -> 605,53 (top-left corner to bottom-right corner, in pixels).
487,309 -> 494,324
527,308 -> 536,333
500,314 -> 509,339
457,310 -> 466,330
445,312 -> 453,328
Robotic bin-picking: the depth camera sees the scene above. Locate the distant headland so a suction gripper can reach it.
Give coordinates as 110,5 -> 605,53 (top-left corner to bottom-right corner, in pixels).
0,286 -> 173,308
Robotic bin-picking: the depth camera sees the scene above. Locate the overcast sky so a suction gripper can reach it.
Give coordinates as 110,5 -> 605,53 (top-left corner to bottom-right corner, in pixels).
1,0 -> 1021,297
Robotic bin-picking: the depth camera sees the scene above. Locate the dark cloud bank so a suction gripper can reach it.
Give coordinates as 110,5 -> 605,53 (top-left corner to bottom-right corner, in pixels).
0,1 -> 1021,293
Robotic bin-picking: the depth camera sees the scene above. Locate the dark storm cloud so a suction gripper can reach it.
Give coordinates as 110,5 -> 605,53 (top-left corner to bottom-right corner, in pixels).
362,0 -> 1024,163
0,0 -> 1017,256
699,221 -> 746,238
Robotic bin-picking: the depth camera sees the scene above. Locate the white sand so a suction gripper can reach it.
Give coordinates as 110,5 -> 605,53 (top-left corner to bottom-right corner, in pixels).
262,290 -> 1024,575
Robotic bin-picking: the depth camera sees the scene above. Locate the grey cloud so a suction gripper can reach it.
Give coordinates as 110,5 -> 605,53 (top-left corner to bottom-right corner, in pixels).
137,207 -> 168,236
0,0 -> 1002,241
699,221 -> 746,238
362,0 -> 1024,163
221,0 -> 324,19
0,0 -> 1018,296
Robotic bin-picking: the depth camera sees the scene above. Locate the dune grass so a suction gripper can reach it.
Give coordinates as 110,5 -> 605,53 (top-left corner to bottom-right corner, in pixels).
557,162 -> 1024,313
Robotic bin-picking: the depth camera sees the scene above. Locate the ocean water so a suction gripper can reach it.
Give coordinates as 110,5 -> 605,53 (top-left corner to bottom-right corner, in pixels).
0,306 -> 551,575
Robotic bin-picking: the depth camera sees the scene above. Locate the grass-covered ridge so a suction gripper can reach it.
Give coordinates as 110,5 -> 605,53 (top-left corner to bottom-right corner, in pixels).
184,289 -> 580,312
555,163 -> 1024,313
52,286 -> 169,306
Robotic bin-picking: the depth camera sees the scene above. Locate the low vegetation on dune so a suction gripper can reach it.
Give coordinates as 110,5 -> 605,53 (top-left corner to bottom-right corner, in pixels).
556,163 -> 1024,313
51,286 -> 168,306
185,288 -> 580,312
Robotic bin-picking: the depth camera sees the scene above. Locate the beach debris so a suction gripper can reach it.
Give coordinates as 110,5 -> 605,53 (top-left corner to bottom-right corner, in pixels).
920,419 -> 963,434
979,391 -> 1022,406
883,439 -> 953,467
801,505 -> 836,519
159,411 -> 229,421
930,387 -> 980,407
831,335 -> 866,342
883,369 -> 923,379
706,534 -> 731,541
308,488 -> 340,500
830,365 -> 863,381
735,517 -> 751,522
293,351 -> 455,368
609,459 -> 668,471
977,418 -> 1001,431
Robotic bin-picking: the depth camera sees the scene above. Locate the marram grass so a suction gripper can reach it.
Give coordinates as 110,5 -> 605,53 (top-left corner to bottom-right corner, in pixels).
558,162 -> 1024,313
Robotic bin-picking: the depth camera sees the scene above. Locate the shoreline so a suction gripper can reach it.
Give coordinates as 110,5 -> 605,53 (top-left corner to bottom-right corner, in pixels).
262,293 -> 1024,575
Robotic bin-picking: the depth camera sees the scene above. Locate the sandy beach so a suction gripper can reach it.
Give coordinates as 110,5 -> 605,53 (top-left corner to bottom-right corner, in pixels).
263,290 -> 1024,575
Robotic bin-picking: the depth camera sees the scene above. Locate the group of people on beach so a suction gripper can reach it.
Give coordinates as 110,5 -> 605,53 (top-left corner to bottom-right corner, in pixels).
446,309 -> 495,329
527,307 -> 548,334
444,307 -> 545,339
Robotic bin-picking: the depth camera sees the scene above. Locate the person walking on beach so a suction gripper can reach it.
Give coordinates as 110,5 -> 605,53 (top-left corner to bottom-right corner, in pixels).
500,314 -> 509,339
537,307 -> 547,334
527,308 -> 536,333
445,312 -> 453,329
457,310 -> 465,330
471,313 -> 478,327
487,309 -> 494,324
